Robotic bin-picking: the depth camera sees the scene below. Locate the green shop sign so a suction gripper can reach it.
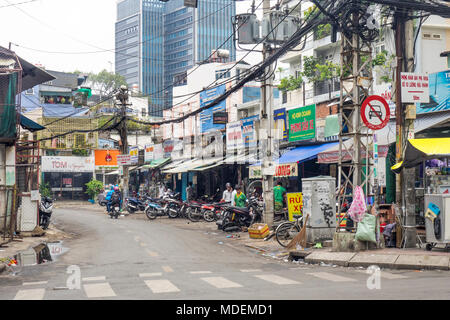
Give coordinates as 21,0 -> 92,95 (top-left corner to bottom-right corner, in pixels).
288,104 -> 316,141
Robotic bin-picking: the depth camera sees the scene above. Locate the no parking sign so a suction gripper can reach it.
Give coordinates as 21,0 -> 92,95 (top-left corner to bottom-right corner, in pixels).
361,95 -> 390,130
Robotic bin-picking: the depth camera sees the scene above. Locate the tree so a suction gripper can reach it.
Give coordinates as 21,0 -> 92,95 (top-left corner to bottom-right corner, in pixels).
88,69 -> 127,97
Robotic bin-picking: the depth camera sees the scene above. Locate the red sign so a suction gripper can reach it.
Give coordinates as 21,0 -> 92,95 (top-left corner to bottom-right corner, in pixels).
361,95 -> 390,131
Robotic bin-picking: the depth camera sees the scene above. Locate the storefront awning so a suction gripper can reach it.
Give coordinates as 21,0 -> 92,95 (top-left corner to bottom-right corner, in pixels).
278,142 -> 339,164
141,158 -> 171,169
20,114 -> 45,132
105,170 -> 119,175
391,138 -> 450,173
160,159 -> 185,171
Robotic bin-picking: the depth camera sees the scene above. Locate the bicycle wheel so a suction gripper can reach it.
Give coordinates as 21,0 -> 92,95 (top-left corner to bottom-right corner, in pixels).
276,222 -> 301,247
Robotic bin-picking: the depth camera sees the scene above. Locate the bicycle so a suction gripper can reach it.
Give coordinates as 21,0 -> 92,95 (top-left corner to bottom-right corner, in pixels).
275,214 -> 304,247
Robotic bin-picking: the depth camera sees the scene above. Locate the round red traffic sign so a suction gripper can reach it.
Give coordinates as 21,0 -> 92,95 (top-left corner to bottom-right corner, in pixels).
360,95 -> 390,130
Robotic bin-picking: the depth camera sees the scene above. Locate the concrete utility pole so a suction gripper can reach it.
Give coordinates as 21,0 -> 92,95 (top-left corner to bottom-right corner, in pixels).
117,85 -> 130,200
394,11 -> 416,247
260,0 -> 275,229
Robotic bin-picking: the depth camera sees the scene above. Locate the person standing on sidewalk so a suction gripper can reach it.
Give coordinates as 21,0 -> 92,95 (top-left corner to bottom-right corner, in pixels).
273,181 -> 287,213
221,183 -> 234,203
234,185 -> 247,208
186,182 -> 194,201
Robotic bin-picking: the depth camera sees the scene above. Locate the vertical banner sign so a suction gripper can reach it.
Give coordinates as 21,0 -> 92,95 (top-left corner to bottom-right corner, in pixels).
129,146 -> 139,165
286,192 -> 303,222
226,121 -> 244,151
288,104 -> 316,142
144,144 -> 154,163
274,108 -> 288,141
199,84 -> 227,133
241,115 -> 259,148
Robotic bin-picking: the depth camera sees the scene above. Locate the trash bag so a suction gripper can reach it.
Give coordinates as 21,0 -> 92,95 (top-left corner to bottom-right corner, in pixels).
348,186 -> 366,223
355,213 -> 377,243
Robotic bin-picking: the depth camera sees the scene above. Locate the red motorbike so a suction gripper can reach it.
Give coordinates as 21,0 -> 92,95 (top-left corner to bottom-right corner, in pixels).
201,201 -> 231,222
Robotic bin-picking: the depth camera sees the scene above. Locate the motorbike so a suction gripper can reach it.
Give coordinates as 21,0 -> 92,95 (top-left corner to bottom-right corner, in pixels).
39,196 -> 54,230
201,201 -> 230,222
109,202 -> 121,219
186,188 -> 222,222
145,192 -> 182,220
125,196 -> 147,213
97,192 -> 107,206
216,196 -> 263,231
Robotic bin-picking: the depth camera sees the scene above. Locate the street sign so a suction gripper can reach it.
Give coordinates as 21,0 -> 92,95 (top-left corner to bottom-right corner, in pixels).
361,95 -> 390,130
401,72 -> 430,103
117,154 -> 132,166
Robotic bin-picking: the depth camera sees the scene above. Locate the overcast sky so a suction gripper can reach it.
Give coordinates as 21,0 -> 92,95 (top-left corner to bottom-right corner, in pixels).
0,0 -> 262,74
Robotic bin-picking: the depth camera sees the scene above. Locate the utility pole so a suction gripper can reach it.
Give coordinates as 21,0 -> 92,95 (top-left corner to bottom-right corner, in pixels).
261,0 -> 274,229
117,85 -> 130,200
394,11 -> 416,247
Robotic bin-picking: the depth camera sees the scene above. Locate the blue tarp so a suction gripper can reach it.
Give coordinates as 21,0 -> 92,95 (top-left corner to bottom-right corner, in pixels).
42,104 -> 89,117
278,142 -> 339,164
20,114 -> 45,132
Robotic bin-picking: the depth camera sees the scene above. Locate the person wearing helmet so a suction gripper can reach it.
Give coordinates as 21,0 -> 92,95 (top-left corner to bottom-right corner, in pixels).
110,186 -> 121,217
221,183 -> 234,204
105,185 -> 115,213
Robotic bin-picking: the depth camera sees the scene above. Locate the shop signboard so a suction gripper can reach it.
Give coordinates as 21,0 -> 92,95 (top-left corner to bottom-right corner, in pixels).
153,143 -> 164,160
144,144 -> 154,163
274,108 -> 288,141
163,140 -> 174,158
288,104 -> 316,142
286,192 -> 303,222
199,84 -> 227,133
95,150 -> 120,169
226,121 -> 244,151
416,69 -> 450,114
249,163 -> 298,179
129,146 -> 139,165
241,115 -> 259,148
401,72 -> 430,103
117,155 -> 132,166
98,138 -> 116,150
42,156 -> 95,173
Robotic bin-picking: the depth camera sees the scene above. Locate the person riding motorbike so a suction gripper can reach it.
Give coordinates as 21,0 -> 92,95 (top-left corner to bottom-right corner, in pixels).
110,187 -> 122,218
105,186 -> 115,213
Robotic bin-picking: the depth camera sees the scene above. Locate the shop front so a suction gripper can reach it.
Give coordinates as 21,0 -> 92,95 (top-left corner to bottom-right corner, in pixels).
41,156 -> 95,200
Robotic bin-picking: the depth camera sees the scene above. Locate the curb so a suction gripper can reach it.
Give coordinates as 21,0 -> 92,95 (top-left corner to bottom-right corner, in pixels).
0,263 -> 6,274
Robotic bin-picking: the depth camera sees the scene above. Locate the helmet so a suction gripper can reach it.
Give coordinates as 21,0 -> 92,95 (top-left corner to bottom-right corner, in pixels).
114,186 -> 119,191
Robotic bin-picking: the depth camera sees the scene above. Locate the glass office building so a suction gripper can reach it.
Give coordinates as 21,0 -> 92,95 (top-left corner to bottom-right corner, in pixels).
116,0 -> 236,117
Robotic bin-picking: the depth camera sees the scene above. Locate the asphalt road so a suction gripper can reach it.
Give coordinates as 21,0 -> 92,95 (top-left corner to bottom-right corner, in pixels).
0,206 -> 449,300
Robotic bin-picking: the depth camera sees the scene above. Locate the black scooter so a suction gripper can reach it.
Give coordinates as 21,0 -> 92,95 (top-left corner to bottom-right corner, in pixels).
39,197 -> 54,230
216,196 -> 263,231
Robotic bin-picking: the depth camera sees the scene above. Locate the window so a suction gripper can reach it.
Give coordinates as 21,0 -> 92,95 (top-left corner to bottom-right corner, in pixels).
215,69 -> 230,80
25,88 -> 34,95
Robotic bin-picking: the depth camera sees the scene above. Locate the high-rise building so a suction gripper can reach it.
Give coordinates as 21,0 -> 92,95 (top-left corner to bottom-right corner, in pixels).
115,0 -> 236,117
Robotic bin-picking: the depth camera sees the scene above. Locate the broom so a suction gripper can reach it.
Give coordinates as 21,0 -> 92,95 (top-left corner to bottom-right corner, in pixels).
286,214 -> 309,250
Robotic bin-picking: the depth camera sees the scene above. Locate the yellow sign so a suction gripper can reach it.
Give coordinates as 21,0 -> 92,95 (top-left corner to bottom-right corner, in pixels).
286,192 -> 303,222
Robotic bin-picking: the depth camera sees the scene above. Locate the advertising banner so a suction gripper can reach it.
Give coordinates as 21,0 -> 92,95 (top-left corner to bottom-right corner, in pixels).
274,108 -> 288,141
129,146 -> 139,165
288,104 -> 316,142
153,144 -> 164,160
199,84 -> 227,133
98,139 -> 115,150
95,150 -> 120,169
117,155 -> 132,166
416,69 -> 449,114
286,192 -> 303,222
249,163 -> 298,179
241,115 -> 259,148
144,144 -> 154,163
226,121 -> 244,151
42,156 -> 95,173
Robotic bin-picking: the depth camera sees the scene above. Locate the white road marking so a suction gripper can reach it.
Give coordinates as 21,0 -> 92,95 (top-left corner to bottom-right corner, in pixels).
145,279 -> 180,293
139,272 -> 163,278
190,271 -> 212,274
162,266 -> 174,273
201,277 -> 242,289
240,269 -> 262,273
307,272 -> 357,282
22,281 -> 48,286
146,250 -> 159,257
83,283 -> 116,298
82,276 -> 106,282
254,274 -> 300,285
14,288 -> 45,300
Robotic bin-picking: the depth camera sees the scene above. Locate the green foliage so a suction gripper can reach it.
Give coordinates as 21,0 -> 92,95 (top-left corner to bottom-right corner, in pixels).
88,69 -> 127,96
72,148 -> 89,156
85,179 -> 104,200
301,56 -> 339,83
302,56 -> 321,82
304,5 -> 331,40
39,182 -> 52,198
278,75 -> 303,92
360,50 -> 395,83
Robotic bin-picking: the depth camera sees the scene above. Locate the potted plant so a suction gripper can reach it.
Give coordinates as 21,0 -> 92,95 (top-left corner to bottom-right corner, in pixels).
85,179 -> 103,204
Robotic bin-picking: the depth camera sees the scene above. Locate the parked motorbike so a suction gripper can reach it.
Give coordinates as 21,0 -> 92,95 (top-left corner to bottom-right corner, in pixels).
39,197 -> 54,230
145,192 -> 182,220
202,201 -> 230,222
125,197 -> 147,213
216,196 -> 263,231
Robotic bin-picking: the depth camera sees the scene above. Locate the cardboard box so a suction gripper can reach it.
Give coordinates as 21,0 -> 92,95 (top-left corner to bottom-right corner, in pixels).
248,223 -> 270,239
